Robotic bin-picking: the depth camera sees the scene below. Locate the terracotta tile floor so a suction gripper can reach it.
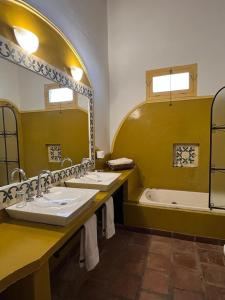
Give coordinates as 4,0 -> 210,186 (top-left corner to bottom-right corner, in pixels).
51,229 -> 225,300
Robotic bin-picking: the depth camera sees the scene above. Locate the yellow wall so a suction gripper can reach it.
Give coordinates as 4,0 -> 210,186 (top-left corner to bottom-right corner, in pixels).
124,202 -> 225,239
21,109 -> 89,177
112,97 -> 213,192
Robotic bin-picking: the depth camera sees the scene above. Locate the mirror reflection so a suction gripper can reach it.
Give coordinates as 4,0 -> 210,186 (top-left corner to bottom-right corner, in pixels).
0,57 -> 90,186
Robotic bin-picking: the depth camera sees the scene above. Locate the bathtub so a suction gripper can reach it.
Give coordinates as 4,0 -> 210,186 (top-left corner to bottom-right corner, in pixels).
139,188 -> 210,212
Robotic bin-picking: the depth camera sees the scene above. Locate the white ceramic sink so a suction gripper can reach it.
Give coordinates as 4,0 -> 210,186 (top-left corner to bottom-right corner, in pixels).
6,187 -> 99,226
65,171 -> 121,191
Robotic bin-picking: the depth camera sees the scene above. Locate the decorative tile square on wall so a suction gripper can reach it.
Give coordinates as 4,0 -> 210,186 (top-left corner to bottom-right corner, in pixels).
47,144 -> 62,163
173,144 -> 199,167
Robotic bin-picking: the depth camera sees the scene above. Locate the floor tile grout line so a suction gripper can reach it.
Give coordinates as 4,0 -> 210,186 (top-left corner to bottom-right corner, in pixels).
194,240 -> 207,299
134,235 -> 151,300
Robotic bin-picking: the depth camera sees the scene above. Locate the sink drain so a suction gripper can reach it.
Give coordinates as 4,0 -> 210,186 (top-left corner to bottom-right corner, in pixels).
171,201 -> 177,205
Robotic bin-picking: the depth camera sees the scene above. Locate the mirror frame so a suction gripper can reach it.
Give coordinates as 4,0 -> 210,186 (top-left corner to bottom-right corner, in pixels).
0,34 -> 95,205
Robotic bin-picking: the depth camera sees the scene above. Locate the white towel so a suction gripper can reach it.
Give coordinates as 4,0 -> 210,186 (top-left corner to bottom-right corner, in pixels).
102,197 -> 115,239
108,157 -> 133,166
79,214 -> 99,271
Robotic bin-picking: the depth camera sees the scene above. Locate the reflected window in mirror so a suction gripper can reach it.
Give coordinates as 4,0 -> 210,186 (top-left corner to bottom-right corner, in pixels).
45,83 -> 78,110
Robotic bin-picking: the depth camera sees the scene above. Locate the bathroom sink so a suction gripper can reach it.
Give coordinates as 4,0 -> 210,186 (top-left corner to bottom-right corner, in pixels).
6,187 -> 99,226
65,171 -> 121,191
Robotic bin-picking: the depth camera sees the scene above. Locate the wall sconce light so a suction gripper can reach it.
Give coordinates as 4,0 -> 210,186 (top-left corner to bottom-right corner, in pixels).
13,26 -> 39,54
70,66 -> 83,82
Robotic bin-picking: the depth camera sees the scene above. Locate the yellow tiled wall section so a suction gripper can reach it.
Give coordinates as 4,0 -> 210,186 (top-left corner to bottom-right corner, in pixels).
21,109 -> 89,177
112,97 -> 213,192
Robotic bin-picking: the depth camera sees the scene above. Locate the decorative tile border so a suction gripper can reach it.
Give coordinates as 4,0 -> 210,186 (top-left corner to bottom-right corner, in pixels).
0,35 -> 93,98
0,160 -> 92,209
0,34 -> 95,208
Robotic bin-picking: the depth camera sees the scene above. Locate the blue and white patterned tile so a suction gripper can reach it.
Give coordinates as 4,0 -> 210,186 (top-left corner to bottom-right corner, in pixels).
47,144 -> 62,163
173,144 -> 199,167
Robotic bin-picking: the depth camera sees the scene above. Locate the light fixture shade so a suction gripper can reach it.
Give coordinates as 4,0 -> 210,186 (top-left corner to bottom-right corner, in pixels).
13,26 -> 39,54
70,67 -> 83,81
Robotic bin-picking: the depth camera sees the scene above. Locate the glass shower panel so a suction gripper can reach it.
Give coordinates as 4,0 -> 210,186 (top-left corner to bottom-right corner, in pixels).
4,107 -> 17,133
0,106 -> 20,185
210,171 -> 225,209
0,137 -> 5,160
0,162 -> 7,186
0,109 -> 3,133
6,136 -> 18,161
211,130 -> 225,168
210,87 -> 225,210
212,88 -> 225,127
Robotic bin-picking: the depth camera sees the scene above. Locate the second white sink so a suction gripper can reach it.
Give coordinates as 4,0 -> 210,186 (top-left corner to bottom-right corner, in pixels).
65,171 -> 121,191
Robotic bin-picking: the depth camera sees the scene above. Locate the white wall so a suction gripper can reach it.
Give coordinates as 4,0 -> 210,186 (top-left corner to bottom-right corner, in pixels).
18,67 -> 51,111
0,59 -> 21,108
108,0 -> 225,145
26,0 -> 110,151
0,58 -> 52,111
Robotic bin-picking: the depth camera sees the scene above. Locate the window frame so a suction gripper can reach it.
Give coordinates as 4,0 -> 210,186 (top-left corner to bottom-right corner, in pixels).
44,83 -> 78,110
146,64 -> 197,102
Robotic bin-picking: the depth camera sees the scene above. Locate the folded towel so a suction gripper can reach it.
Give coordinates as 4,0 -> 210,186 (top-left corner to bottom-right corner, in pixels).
102,197 -> 115,239
79,214 -> 99,271
108,157 -> 133,166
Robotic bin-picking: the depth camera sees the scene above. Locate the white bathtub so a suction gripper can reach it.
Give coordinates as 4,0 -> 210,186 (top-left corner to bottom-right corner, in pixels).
139,188 -> 210,212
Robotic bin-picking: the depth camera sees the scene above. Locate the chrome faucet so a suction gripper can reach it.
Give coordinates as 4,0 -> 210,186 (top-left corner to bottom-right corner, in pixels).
61,157 -> 73,168
36,170 -> 54,198
11,168 -> 27,182
11,168 -> 34,202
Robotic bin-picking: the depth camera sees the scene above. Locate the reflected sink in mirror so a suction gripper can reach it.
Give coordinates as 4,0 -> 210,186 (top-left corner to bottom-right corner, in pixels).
5,187 -> 99,226
65,172 -> 121,191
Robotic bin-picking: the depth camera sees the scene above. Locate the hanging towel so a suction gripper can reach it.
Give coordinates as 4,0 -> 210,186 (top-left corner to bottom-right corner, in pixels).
102,197 -> 115,239
79,214 -> 99,271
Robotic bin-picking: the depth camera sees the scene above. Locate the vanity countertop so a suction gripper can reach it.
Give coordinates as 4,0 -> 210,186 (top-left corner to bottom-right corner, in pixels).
0,169 -> 136,293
